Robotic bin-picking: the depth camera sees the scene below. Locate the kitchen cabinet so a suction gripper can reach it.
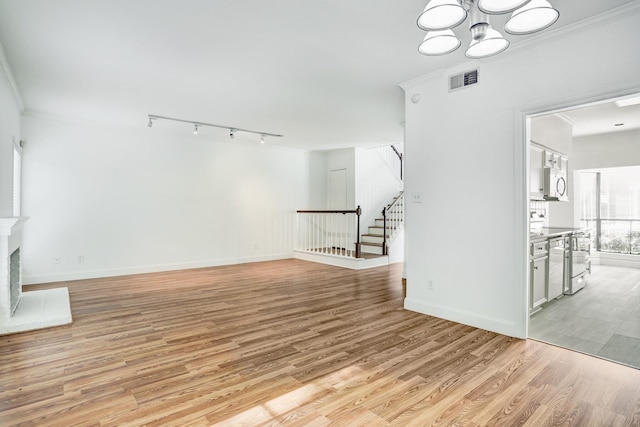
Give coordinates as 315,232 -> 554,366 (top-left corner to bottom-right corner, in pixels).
530,240 -> 548,314
530,144 -> 545,200
530,142 -> 568,201
544,150 -> 557,168
558,155 -> 568,173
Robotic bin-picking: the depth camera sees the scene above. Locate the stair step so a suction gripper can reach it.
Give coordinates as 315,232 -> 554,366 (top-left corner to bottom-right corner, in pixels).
362,234 -> 384,244
361,243 -> 384,255
362,242 -> 383,247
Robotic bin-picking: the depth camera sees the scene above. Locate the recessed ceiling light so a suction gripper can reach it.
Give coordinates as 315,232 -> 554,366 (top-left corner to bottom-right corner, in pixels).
615,95 -> 640,107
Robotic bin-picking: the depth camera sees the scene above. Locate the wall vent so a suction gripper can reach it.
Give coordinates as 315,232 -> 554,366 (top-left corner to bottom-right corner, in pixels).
449,69 -> 479,92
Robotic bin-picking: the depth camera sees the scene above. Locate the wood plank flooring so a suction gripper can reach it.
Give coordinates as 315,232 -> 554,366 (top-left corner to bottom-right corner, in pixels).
1,259 -> 640,426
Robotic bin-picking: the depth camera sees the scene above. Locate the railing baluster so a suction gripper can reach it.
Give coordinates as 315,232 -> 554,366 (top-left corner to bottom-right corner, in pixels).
296,208 -> 364,259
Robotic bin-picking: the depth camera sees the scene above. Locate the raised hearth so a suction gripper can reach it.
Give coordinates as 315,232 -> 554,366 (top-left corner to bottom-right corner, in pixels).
0,217 -> 72,335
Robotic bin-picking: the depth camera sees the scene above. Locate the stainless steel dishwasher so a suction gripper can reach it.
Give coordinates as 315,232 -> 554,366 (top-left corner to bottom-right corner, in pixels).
548,237 -> 565,300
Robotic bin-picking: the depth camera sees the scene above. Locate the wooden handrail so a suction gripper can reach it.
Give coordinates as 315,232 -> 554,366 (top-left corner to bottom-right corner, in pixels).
296,209 -> 359,214
391,145 -> 403,181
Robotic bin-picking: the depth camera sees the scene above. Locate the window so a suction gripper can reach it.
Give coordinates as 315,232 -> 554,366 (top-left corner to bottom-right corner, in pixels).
12,141 -> 21,217
579,166 -> 640,255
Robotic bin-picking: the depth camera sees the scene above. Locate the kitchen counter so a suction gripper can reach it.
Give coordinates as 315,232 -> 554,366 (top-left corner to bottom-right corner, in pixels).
530,227 -> 585,241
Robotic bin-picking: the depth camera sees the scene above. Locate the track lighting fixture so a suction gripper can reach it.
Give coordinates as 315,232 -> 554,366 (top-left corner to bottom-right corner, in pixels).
147,114 -> 283,143
417,0 -> 559,58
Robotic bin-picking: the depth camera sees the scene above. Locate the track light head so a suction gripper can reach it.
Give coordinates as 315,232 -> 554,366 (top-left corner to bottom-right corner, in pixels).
146,114 -> 283,139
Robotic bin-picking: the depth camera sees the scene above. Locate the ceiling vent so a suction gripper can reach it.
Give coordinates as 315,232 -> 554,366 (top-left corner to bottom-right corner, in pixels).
449,69 -> 478,92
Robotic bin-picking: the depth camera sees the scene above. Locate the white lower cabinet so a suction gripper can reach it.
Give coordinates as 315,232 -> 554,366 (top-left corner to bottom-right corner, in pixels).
530,240 -> 549,314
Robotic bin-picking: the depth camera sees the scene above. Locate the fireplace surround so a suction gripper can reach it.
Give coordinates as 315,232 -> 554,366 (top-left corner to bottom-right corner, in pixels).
1,217 -> 72,334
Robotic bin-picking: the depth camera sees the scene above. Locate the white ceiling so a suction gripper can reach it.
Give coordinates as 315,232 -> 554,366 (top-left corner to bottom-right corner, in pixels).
557,98 -> 640,138
0,0 -> 636,149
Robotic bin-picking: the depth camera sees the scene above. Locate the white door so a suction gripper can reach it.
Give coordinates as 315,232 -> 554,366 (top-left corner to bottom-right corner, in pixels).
328,169 -> 348,210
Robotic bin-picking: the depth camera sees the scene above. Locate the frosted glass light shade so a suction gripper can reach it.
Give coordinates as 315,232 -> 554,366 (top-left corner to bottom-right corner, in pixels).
465,27 -> 509,58
505,0 -> 559,34
418,30 -> 461,56
478,0 -> 532,14
417,0 -> 467,31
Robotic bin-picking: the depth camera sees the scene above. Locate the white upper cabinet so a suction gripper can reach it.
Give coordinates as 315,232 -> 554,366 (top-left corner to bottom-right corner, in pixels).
530,142 -> 568,201
530,144 -> 545,200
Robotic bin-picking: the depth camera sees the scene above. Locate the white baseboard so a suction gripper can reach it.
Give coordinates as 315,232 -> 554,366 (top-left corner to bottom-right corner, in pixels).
23,253 -> 294,285
590,252 -> 640,269
403,298 -> 523,339
293,250 -> 389,270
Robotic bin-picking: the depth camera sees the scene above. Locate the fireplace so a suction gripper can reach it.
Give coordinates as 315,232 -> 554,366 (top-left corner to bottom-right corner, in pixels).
1,217 -> 72,334
9,248 -> 20,315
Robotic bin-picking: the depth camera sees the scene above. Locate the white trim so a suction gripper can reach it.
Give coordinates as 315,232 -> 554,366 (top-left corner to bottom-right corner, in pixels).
404,298 -> 521,338
591,252 -> 640,269
0,40 -> 24,112
515,109 -> 529,339
519,84 -> 640,339
507,2 -> 640,54
555,113 -> 575,127
522,84 -> 640,119
23,253 -> 294,285
293,250 -> 390,270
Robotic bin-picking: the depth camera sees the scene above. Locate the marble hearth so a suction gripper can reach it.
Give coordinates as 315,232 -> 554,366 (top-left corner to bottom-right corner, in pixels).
0,217 -> 72,335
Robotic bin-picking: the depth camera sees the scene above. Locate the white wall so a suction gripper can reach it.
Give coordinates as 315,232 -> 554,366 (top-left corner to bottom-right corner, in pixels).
21,114 -> 311,284
308,151 -> 327,210
572,129 -> 640,170
530,114 -> 573,155
0,59 -> 21,217
401,6 -> 640,338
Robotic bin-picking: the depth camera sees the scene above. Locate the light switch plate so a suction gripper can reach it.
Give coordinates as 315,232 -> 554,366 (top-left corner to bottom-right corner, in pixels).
411,192 -> 423,203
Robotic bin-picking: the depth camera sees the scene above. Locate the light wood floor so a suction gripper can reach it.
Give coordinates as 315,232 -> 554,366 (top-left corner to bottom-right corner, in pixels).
2,259 -> 640,426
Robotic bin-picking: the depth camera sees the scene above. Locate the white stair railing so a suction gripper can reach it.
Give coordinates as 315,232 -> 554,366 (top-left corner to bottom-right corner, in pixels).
382,192 -> 404,255
296,207 -> 362,258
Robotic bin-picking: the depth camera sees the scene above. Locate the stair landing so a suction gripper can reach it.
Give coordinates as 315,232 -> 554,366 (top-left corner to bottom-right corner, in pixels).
293,250 -> 389,270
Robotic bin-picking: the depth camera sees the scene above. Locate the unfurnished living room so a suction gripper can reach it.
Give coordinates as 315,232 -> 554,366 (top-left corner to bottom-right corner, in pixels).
1,1 -> 640,426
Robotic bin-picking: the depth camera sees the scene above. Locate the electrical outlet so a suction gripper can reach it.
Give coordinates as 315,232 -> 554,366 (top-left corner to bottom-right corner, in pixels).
78,255 -> 84,263
411,192 -> 423,203
427,279 -> 434,291
54,256 -> 60,264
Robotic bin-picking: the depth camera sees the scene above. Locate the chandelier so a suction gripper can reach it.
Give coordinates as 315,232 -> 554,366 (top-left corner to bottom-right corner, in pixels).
417,0 -> 559,58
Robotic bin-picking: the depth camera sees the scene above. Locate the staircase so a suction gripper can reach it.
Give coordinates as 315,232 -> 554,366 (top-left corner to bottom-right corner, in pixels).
361,192 -> 404,256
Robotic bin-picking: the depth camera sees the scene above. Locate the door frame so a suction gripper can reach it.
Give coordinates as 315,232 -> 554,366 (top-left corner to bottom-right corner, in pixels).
515,85 -> 640,339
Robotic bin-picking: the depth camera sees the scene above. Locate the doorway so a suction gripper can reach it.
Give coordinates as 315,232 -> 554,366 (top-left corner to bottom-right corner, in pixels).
526,93 -> 640,369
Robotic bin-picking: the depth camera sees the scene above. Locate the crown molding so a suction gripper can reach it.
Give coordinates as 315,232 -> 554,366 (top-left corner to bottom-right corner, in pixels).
0,40 -> 24,112
555,113 -> 575,126
508,1 -> 640,54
